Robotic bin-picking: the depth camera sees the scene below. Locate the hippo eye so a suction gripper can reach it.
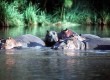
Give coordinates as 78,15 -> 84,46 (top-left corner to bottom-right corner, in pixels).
53,32 -> 56,35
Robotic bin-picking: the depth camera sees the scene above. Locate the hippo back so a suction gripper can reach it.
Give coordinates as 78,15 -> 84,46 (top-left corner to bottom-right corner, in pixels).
15,34 -> 45,48
81,34 -> 100,39
81,34 -> 110,50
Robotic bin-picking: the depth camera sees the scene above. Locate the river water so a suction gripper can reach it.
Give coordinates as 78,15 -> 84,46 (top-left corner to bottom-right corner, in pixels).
0,25 -> 110,80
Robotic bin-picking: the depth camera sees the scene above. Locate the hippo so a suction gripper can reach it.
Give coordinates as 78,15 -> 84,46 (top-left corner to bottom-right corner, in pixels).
45,28 -> 85,47
44,30 -> 58,47
45,28 -> 110,50
53,33 -> 110,50
81,34 -> 110,50
52,35 -> 85,50
58,28 -> 78,39
1,34 -> 45,49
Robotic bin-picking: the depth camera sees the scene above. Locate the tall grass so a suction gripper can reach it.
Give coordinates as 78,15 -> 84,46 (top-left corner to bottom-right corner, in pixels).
0,1 -> 7,27
52,3 -> 92,24
0,0 -> 49,28
100,11 -> 110,25
0,0 -> 110,28
23,3 -> 49,27
37,11 -> 47,23
23,3 -> 39,27
2,1 -> 24,27
65,10 -> 91,24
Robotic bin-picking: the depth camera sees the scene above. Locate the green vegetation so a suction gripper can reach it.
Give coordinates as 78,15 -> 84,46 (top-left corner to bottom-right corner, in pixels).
23,3 -> 38,27
0,0 -> 110,28
0,1 -> 24,27
0,0 -> 48,27
100,11 -> 110,25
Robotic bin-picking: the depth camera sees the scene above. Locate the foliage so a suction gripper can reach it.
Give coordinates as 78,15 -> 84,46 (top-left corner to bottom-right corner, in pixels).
23,3 -> 39,27
100,11 -> 110,24
0,0 -> 24,27
0,0 -> 110,28
64,0 -> 73,8
37,11 -> 47,23
0,0 -> 49,27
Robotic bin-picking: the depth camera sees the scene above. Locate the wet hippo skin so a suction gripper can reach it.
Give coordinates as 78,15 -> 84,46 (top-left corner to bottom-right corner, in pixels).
2,34 -> 45,49
81,34 -> 110,50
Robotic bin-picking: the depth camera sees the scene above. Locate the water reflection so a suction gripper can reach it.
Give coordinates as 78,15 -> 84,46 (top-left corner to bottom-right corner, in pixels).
78,25 -> 110,37
62,50 -> 82,56
0,25 -> 110,39
5,54 -> 15,70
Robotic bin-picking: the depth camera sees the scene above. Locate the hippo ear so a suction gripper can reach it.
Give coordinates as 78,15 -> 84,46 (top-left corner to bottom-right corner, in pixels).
65,28 -> 68,31
47,30 -> 49,33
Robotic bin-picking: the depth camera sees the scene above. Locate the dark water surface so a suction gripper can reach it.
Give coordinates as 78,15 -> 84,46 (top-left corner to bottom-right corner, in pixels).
0,25 -> 110,80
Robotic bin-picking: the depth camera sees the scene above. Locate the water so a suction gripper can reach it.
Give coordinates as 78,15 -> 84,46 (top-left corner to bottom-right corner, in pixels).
1,25 -> 110,38
0,25 -> 110,80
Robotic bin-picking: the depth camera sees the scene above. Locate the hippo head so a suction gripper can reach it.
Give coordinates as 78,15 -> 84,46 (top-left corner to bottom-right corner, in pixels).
58,28 -> 76,39
1,37 -> 16,49
45,30 -> 58,47
53,35 -> 86,50
63,28 -> 74,37
1,37 -> 21,49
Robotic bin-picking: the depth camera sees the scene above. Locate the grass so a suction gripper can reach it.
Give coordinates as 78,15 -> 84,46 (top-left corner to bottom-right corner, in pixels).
52,4 -> 92,24
0,0 -> 110,28
0,0 -> 49,28
23,3 -> 39,27
100,11 -> 110,25
65,10 -> 91,23
1,1 -> 24,27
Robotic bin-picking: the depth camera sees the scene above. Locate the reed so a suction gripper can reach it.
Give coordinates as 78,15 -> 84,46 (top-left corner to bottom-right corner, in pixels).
23,3 -> 39,27
100,11 -> 110,25
0,0 -> 110,28
2,1 -> 24,27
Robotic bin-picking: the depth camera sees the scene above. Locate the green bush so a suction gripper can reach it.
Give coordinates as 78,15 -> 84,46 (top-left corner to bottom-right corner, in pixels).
0,0 -> 110,28
3,1 -> 24,27
23,3 -> 39,27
